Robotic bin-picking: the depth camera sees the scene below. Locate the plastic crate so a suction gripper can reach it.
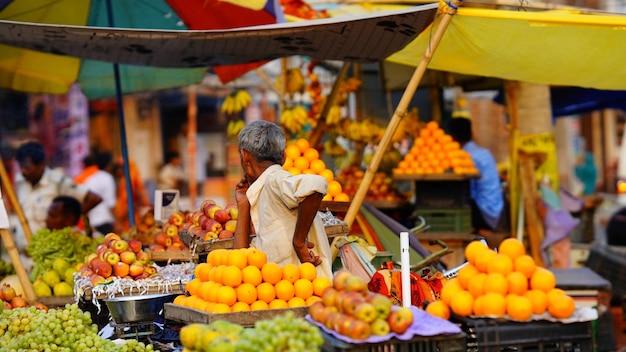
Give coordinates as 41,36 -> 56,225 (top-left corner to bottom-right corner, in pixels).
585,244 -> 626,297
321,330 -> 466,352
455,316 -> 594,352
414,179 -> 472,208
415,207 -> 472,233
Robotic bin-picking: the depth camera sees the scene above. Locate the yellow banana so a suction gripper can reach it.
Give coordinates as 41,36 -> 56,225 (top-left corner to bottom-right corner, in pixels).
286,68 -> 305,95
326,105 -> 341,125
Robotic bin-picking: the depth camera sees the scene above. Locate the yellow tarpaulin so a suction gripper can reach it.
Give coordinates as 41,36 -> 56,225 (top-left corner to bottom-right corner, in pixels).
387,2 -> 626,90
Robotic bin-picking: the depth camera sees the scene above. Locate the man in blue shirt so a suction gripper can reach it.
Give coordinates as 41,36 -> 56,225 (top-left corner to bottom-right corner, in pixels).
449,117 -> 504,233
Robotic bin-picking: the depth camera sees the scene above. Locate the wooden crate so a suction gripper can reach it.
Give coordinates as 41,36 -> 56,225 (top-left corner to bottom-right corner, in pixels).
38,295 -> 76,308
146,249 -> 198,263
164,303 -> 309,327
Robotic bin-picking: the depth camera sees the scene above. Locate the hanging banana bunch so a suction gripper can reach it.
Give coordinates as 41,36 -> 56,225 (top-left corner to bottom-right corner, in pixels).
279,105 -> 309,135
323,139 -> 347,157
325,105 -> 342,126
221,90 -> 253,115
285,68 -> 306,96
226,119 -> 246,140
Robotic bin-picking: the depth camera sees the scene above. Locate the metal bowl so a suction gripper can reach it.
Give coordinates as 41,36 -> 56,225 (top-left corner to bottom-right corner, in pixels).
104,293 -> 177,324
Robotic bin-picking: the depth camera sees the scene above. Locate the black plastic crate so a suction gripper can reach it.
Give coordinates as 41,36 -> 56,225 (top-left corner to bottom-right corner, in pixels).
415,207 -> 472,233
321,330 -> 467,352
414,179 -> 471,208
455,316 -> 594,352
585,244 -> 626,296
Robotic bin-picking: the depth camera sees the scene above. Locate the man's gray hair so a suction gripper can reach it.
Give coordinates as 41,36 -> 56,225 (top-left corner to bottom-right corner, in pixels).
238,120 -> 285,164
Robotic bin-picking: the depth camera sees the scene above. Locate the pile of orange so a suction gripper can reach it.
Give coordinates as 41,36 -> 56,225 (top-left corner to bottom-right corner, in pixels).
392,121 -> 478,176
426,238 -> 576,322
283,138 -> 350,202
173,248 -> 332,314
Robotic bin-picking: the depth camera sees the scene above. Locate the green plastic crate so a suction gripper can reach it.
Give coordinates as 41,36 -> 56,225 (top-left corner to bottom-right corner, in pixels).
415,207 -> 472,233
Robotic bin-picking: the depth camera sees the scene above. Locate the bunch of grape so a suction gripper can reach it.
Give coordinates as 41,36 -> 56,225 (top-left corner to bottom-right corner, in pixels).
236,311 -> 323,352
0,304 -> 157,351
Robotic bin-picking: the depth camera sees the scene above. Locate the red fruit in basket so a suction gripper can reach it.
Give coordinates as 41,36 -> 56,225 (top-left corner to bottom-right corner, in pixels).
207,205 -> 222,220
224,219 -> 237,233
371,318 -> 391,336
333,269 -> 353,291
341,292 -> 364,316
191,211 -> 203,226
218,230 -> 234,240
128,240 -> 142,253
335,313 -> 357,336
354,302 -> 378,323
309,301 -> 326,323
94,262 -> 112,278
214,209 -> 231,223
201,200 -> 217,215
136,250 -> 150,264
144,266 -> 157,276
322,288 -> 341,308
90,274 -> 106,286
149,244 -> 165,252
168,211 -> 185,226
129,263 -> 145,277
155,233 -> 172,247
2,284 -> 16,302
165,224 -> 179,237
224,204 -> 239,220
387,307 -> 413,334
120,251 -> 136,265
347,319 -> 371,340
344,275 -> 368,294
104,232 -> 121,246
113,262 -> 130,277
95,243 -> 108,256
202,219 -> 222,233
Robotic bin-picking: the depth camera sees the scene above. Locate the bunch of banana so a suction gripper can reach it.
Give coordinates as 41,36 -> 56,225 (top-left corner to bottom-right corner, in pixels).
325,105 -> 342,125
279,105 -> 309,134
323,139 -> 347,157
286,68 -> 306,95
226,119 -> 246,139
221,90 -> 252,115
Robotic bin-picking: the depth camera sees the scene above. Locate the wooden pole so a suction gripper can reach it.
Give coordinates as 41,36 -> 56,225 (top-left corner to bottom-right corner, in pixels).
342,0 -> 460,228
187,85 -> 198,209
0,229 -> 37,303
0,157 -> 33,242
309,62 -> 351,148
505,81 -> 519,238
519,153 -> 546,267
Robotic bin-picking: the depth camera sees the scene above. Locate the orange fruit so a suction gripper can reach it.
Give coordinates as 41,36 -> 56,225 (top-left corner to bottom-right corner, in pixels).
213,303 -> 231,314
327,180 -> 343,197
473,295 -> 485,316
204,302 -> 216,312
194,263 -> 212,282
468,239 -> 489,256
299,262 -> 318,281
450,290 -> 474,317
467,272 -> 487,298
236,283 -> 258,305
294,279 -> 314,300
487,254 -> 514,276
310,159 -> 326,174
285,145 -> 302,160
261,262 -> 282,284
214,265 -> 227,284
275,279 -> 295,301
303,148 -> 319,161
312,277 -> 332,297
222,266 -> 243,288
206,283 -> 223,303
294,157 -> 310,172
548,294 -> 576,319
198,282 -> 213,301
173,295 -> 186,306
322,194 -> 333,201
227,250 -> 248,269
282,157 -> 294,170
282,263 -> 301,283
216,286 -> 237,306
506,271 -> 529,295
475,249 -> 497,273
547,288 -> 567,303
457,264 -> 479,290
242,265 -> 263,286
507,295 -> 533,321
295,138 -> 310,153
256,282 -> 276,303
524,289 -> 548,315
530,267 -> 556,292
247,249 -> 267,269
333,193 -> 350,202
441,279 -> 463,306
269,299 -> 289,309
319,169 -> 334,182
426,121 -> 439,130
514,255 -> 537,279
482,292 -> 506,317
425,300 -> 450,320
185,278 -> 202,296
498,238 -> 526,261
484,273 -> 508,295
288,296 -> 307,308
250,300 -> 269,311
231,301 -> 251,312
287,167 -> 301,176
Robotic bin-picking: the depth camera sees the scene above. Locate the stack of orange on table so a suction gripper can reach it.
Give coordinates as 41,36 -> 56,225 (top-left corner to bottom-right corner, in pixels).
392,121 -> 478,176
426,238 -> 576,322
173,248 -> 332,313
283,138 -> 350,202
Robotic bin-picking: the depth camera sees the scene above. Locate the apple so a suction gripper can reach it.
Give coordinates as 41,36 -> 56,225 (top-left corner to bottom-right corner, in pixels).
168,211 -> 185,226
325,311 -> 342,330
90,274 -> 106,286
224,220 -> 237,233
218,230 -> 233,240
111,239 -> 130,254
188,225 -> 203,238
224,204 -> 239,220
309,301 -> 326,323
322,288 -> 340,308
166,245 -> 182,251
341,292 -> 364,316
387,307 -> 414,334
93,262 -> 113,278
213,209 -> 231,223
347,319 -> 371,340
89,257 -> 104,270
120,251 -> 137,265
164,224 -> 179,237
95,243 -> 108,256
134,273 -> 150,280
334,313 -> 357,336
84,253 -> 98,265
333,269 -> 353,291
144,266 -> 157,276
191,211 -> 203,226
129,263 -> 145,277
207,205 -> 223,219
371,318 -> 391,336
181,222 -> 191,231
113,262 -> 130,277
105,252 -> 120,266
99,249 -> 113,262
201,199 -> 217,216
104,232 -> 121,246
136,251 -> 150,264
344,276 -> 368,294
202,219 -> 223,233
366,293 -> 393,319
354,302 -> 378,323
128,240 -> 143,253
199,231 -> 215,242
149,244 -> 166,252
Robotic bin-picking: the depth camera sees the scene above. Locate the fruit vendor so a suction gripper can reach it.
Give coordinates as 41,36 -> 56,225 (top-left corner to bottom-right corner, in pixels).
45,195 -> 81,231
449,117 -> 504,233
233,120 -> 332,279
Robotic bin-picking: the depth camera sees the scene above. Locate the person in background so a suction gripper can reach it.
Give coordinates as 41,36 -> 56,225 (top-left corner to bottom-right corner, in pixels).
14,140 -> 102,234
449,117 -> 504,233
113,158 -> 151,233
75,152 -> 116,237
157,151 -> 185,190
575,151 -> 597,195
233,120 -> 332,279
45,195 -> 82,231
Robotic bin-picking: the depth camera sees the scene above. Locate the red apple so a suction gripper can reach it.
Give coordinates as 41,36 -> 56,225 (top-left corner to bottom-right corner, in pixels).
387,307 -> 413,334
149,244 -> 166,252
218,230 -> 233,240
224,204 -> 239,220
206,205 -> 222,219
354,302 -> 378,323
113,262 -> 130,277
344,276 -> 368,294
90,274 -> 106,286
188,225 -> 203,237
309,301 -> 326,323
95,243 -> 108,256
191,211 -> 203,226
165,224 -> 179,237
134,273 -> 150,280
201,199 -> 217,216
93,262 -> 113,278
213,209 -> 231,223
111,239 -> 130,254
322,288 -> 340,308
371,318 -> 391,336
136,251 -> 151,264
347,319 -> 371,340
201,231 -> 217,242
341,292 -> 364,316
334,313 -> 357,336
144,266 -> 157,276
129,263 -> 145,277
366,293 -> 393,319
104,232 -> 122,246
224,220 -> 237,233
84,253 -> 98,265
120,251 -> 137,265
333,269 -> 353,291
168,211 -> 185,226
99,249 -> 113,262
128,240 -> 142,253
105,252 -> 120,266
324,312 -> 342,330
202,219 -> 223,233
89,256 -> 103,270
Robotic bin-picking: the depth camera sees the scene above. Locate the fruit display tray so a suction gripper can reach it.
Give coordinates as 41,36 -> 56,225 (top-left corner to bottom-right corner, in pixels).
145,249 -> 198,263
454,316 -> 594,352
320,330 -> 466,352
38,295 -> 76,308
163,303 -> 308,327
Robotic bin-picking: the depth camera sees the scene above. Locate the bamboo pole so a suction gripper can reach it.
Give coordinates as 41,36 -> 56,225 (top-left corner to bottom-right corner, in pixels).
342,0 -> 460,229
505,81 -> 519,238
0,158 -> 33,242
309,62 -> 351,148
187,85 -> 198,209
0,229 -> 37,303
